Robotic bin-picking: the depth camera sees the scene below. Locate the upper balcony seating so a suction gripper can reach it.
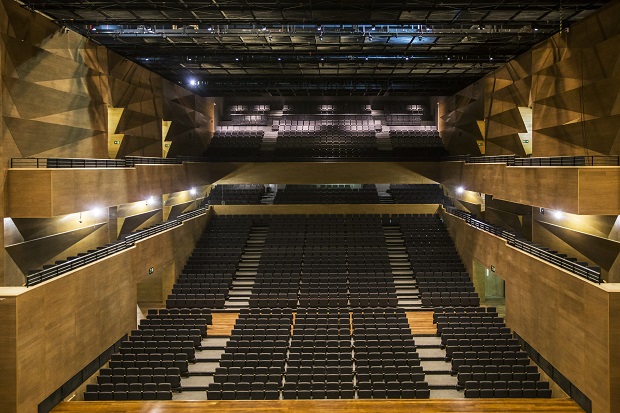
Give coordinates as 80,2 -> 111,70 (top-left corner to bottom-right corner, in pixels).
388,184 -> 444,204
204,131 -> 265,160
273,184 -> 380,204
205,184 -> 265,205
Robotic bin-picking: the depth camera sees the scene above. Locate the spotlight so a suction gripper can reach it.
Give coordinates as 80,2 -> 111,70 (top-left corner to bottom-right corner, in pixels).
189,187 -> 197,196
317,24 -> 323,31
189,79 -> 197,86
91,207 -> 106,218
146,196 -> 154,205
371,24 -> 376,31
261,25 -> 267,31
456,186 -> 465,194
235,57 -> 239,61
552,210 -> 564,219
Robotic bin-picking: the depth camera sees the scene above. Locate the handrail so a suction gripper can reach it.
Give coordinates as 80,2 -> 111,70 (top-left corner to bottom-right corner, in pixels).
124,156 -> 182,166
25,207 -> 209,287
443,154 -> 619,167
514,155 -> 619,166
445,207 -> 602,284
10,156 -> 186,169
469,155 -> 517,165
26,241 -> 130,287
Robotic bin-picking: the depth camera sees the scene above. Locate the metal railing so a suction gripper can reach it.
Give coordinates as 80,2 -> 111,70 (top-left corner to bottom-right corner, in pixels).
446,207 -> 602,284
514,155 -> 619,166
10,156 -> 187,169
26,241 -> 130,287
443,154 -> 619,167
25,207 -> 209,287
123,220 -> 181,244
124,156 -> 182,166
469,155 -> 517,165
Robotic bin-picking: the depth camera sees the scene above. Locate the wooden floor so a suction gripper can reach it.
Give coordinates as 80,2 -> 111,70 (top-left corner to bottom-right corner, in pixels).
52,399 -> 584,412
209,313 -> 239,336
406,311 -> 437,335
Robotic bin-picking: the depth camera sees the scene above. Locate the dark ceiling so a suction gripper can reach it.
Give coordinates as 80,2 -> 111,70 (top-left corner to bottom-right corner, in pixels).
20,1 -> 609,96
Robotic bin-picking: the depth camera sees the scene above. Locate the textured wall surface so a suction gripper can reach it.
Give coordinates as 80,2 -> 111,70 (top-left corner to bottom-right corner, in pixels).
439,1 -> 620,157
0,0 -> 213,285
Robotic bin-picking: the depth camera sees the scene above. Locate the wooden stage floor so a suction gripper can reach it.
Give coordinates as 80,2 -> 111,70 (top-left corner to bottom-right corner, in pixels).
53,399 -> 583,413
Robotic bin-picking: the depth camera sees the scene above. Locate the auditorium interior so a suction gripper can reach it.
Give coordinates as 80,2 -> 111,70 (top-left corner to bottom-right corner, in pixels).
1,0 -> 620,412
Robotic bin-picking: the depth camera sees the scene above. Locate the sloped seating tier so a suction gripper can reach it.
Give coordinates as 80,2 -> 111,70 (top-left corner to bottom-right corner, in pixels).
432,307 -> 551,399
274,184 -> 380,204
274,129 -> 381,159
388,184 -> 444,204
204,131 -> 264,159
172,215 -> 254,306
208,310 -> 293,400
205,184 -> 265,205
249,214 -> 397,309
384,115 -> 423,126
396,215 -> 478,308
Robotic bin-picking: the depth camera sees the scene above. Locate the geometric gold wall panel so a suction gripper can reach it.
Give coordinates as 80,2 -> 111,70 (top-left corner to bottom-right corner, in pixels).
0,0 -> 214,283
440,1 -> 620,157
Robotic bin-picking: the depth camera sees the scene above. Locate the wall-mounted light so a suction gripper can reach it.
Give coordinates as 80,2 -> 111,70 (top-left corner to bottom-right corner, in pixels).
189,188 -> 197,196
91,207 -> 106,218
552,210 -> 564,219
146,196 -> 154,206
456,186 -> 465,194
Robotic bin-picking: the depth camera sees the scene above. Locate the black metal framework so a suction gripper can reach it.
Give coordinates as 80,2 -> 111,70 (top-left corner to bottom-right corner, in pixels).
20,1 -> 610,96
445,207 -> 602,284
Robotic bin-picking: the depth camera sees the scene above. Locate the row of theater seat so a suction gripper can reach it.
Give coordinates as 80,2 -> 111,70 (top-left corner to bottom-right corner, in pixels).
84,383 -> 173,401
433,307 -> 551,398
205,184 -> 265,205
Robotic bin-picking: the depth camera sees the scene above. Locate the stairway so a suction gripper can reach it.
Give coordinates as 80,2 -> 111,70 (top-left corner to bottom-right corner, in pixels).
378,191 -> 395,204
414,336 -> 462,398
260,192 -> 276,204
260,131 -> 279,151
223,225 -> 268,311
376,130 -> 393,152
383,224 -> 420,310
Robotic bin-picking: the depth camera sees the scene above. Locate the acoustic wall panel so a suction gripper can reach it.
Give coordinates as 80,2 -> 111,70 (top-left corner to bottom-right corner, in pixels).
440,1 -> 620,158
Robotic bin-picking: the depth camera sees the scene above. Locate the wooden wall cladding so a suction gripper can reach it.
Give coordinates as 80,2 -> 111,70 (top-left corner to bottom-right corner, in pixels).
6,163 -> 214,218
439,1 -> 620,157
0,213 -> 209,413
442,210 -> 620,413
0,294 -> 17,413
440,162 -> 620,215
